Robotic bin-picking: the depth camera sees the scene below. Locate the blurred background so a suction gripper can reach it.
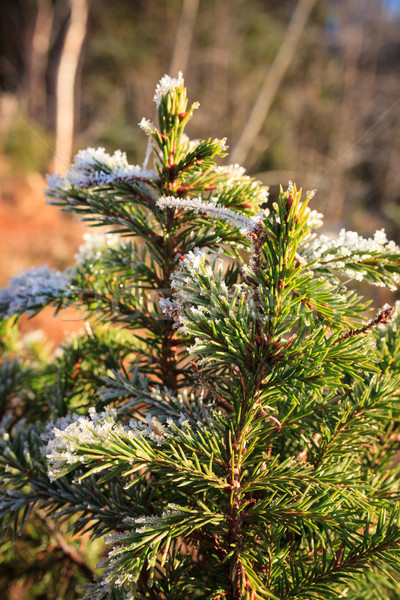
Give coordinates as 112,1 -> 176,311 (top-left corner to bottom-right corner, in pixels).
0,0 -> 399,340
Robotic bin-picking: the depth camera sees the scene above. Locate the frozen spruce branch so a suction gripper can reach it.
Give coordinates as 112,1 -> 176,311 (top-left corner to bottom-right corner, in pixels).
157,195 -> 265,235
168,247 -> 224,298
307,228 -> 400,260
138,117 -> 155,133
138,117 -> 156,169
73,164 -> 157,189
214,164 -> 270,206
274,182 -> 322,231
43,407 -> 172,481
45,147 -> 157,194
153,71 -> 185,107
73,231 -> 121,265
0,265 -> 71,319
303,227 -> 400,289
304,206 -> 323,229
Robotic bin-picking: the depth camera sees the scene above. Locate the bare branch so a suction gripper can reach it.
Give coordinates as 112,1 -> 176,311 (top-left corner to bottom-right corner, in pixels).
231,0 -> 318,166
169,0 -> 200,76
35,507 -> 96,582
52,0 -> 90,173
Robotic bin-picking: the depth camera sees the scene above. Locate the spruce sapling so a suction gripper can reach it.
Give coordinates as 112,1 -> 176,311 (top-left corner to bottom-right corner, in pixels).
1,73 -> 400,600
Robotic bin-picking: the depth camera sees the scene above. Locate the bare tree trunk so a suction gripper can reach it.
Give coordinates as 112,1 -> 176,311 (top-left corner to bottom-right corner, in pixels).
382,108 -> 400,208
169,0 -> 199,76
29,0 -> 54,121
210,0 -> 231,136
327,7 -> 364,222
52,0 -> 90,174
230,0 -> 318,167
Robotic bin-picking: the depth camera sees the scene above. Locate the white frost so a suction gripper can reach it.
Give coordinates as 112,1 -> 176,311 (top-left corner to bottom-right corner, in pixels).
157,195 -> 264,235
153,72 -> 185,107
0,265 -> 70,319
45,147 -> 156,194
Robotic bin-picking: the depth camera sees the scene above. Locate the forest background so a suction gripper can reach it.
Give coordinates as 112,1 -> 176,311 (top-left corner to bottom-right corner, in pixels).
0,0 -> 399,339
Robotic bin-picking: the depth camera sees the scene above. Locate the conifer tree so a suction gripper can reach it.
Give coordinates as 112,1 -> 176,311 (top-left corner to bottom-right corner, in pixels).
1,73 -> 400,600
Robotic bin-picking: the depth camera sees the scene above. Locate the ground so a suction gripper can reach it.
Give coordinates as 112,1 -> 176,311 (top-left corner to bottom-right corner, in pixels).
0,156 -> 87,345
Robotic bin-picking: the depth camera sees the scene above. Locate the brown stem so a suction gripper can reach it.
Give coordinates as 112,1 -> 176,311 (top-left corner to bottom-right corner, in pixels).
191,361 -> 232,410
160,319 -> 179,392
227,438 -> 243,600
225,429 -> 257,600
335,306 -> 394,345
248,220 -> 268,282
34,507 -> 96,582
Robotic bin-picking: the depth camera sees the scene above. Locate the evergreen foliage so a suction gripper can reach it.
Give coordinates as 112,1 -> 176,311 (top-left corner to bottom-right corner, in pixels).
1,73 -> 400,599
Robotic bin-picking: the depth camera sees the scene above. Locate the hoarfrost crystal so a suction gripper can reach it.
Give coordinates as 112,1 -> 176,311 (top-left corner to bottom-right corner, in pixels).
157,195 -> 264,235
43,407 -> 175,481
45,147 -> 156,193
153,72 -> 185,106
74,232 -> 121,265
304,227 -> 400,289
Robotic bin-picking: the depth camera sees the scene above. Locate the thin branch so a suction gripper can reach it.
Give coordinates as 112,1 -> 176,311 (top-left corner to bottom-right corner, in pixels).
28,0 -> 53,119
34,507 -> 96,582
169,0 -> 200,75
335,306 -> 394,345
52,0 -> 90,173
191,361 -> 232,410
327,8 -> 364,221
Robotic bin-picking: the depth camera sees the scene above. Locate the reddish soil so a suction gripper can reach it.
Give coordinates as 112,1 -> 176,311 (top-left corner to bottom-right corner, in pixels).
0,159 -> 87,345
